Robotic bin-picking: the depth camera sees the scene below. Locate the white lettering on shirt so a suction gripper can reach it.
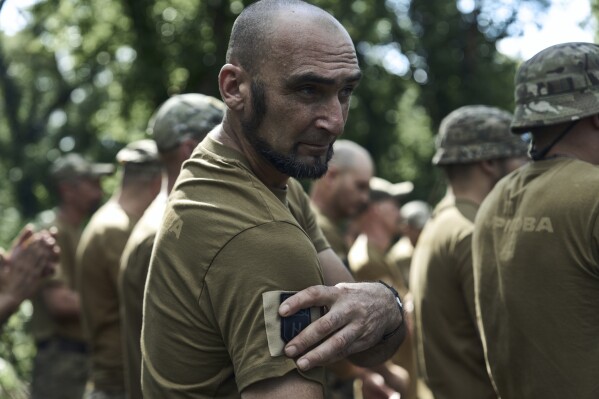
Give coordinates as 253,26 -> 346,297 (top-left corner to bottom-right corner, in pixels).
168,218 -> 183,239
491,216 -> 554,233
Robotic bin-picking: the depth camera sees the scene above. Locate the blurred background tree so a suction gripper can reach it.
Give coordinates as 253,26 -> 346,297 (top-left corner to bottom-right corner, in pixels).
0,0 -> 561,388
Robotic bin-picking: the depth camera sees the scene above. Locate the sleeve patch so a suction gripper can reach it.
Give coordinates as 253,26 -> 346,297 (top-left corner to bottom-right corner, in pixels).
262,290 -> 322,357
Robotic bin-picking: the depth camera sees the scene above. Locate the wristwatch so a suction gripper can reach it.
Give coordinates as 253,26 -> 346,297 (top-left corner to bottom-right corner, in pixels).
378,280 -> 405,340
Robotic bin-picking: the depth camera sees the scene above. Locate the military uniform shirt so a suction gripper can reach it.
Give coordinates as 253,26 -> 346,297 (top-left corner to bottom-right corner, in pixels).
119,192 -> 167,399
76,201 -> 138,391
410,195 -> 496,399
473,158 -> 599,398
312,205 -> 349,264
348,235 -> 420,399
387,236 -> 414,289
120,179 -> 328,399
141,137 -> 326,398
31,214 -> 85,342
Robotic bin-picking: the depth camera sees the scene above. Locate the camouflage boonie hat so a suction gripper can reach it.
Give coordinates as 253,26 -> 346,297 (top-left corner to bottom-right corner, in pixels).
116,139 -> 160,165
433,105 -> 529,165
512,42 -> 599,133
148,93 -> 225,152
51,153 -> 115,181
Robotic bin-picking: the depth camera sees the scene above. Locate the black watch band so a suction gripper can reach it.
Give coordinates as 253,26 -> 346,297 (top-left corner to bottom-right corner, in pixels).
378,280 -> 405,340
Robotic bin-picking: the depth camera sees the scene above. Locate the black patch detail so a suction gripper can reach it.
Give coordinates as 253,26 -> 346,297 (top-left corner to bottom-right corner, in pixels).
280,293 -> 311,344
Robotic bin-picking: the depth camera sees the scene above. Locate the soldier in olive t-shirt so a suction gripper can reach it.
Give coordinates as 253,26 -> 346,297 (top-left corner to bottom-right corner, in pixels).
30,153 -> 114,399
473,42 -> 599,399
119,93 -> 225,399
76,140 -> 161,398
142,138 -> 327,397
410,105 -> 528,399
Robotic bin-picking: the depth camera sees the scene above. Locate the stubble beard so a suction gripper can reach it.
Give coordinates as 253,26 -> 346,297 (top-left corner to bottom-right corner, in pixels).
241,80 -> 333,180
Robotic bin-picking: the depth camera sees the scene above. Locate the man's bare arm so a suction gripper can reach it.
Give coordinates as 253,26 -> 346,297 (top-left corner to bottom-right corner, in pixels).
241,371 -> 323,399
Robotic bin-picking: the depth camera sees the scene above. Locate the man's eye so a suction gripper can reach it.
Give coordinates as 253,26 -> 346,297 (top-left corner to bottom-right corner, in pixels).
339,87 -> 354,100
299,86 -> 317,96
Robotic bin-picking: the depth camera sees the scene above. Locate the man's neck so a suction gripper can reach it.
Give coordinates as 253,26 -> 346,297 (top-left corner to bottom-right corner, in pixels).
210,122 -> 289,189
56,204 -> 87,228
360,222 -> 392,253
449,181 -> 489,207
115,187 -> 154,220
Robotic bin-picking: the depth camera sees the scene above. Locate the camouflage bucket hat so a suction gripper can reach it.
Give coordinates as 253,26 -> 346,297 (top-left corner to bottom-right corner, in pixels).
433,105 -> 529,165
148,93 -> 225,152
512,42 -> 599,134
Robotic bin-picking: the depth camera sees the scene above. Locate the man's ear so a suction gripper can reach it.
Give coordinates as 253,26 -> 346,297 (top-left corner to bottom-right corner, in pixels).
218,64 -> 248,112
479,159 -> 498,177
180,138 -> 199,159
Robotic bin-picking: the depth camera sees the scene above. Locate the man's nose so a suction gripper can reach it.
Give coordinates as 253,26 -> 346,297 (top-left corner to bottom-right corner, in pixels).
314,97 -> 345,136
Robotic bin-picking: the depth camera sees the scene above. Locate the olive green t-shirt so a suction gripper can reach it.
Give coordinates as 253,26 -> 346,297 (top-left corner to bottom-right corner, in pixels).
76,201 -> 137,391
141,138 -> 326,398
120,179 -> 328,399
348,234 -> 419,399
311,205 -> 349,264
348,234 -> 408,296
31,212 -> 85,342
473,158 -> 599,399
387,236 -> 414,289
410,195 -> 496,399
119,192 -> 167,399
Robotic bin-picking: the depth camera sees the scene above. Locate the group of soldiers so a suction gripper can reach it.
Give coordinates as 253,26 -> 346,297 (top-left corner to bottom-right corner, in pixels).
1,0 -> 598,398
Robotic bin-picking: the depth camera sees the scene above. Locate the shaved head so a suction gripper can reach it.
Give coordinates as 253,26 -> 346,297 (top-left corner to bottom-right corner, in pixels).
226,0 -> 346,76
329,140 -> 374,172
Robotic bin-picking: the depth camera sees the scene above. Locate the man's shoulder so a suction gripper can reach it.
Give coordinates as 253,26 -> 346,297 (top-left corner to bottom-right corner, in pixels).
429,198 -> 475,238
86,201 -> 130,233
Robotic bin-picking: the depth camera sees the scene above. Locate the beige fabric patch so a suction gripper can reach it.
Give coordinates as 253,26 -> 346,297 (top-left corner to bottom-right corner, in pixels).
262,290 -> 322,357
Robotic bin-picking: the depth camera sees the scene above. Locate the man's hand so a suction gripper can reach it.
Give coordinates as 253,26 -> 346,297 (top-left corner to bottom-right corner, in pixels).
279,282 -> 405,371
370,362 -> 410,398
0,227 -> 59,320
359,370 -> 401,399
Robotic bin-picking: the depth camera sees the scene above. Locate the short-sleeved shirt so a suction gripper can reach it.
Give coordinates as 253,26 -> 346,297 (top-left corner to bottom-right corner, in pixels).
119,192 -> 167,399
386,236 -> 414,289
348,234 -> 407,295
348,235 -> 419,399
31,213 -> 85,342
473,158 -> 599,398
121,181 -> 329,399
311,205 -> 349,264
141,137 -> 326,398
76,201 -> 137,391
410,195 -> 496,399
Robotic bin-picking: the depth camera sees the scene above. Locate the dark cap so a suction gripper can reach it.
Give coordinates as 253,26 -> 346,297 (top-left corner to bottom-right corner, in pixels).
51,153 -> 115,181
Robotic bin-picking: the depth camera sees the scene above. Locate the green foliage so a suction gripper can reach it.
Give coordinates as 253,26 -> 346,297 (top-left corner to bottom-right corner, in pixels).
0,303 -> 34,398
409,0 -> 549,129
0,0 -> 553,386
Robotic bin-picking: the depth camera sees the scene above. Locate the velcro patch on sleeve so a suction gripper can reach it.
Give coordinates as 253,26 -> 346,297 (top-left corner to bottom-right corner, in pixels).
262,290 -> 322,357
